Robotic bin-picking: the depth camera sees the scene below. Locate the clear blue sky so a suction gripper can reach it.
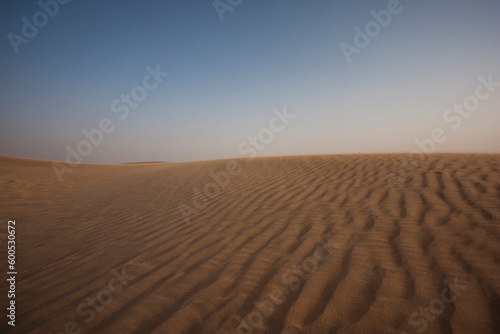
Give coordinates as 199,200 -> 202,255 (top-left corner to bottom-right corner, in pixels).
1,0 -> 499,163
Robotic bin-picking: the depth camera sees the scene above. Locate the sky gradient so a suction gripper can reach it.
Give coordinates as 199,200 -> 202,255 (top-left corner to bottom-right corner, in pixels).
1,0 -> 499,163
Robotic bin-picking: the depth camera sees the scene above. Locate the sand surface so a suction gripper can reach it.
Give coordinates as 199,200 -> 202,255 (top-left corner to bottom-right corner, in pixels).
1,153 -> 499,334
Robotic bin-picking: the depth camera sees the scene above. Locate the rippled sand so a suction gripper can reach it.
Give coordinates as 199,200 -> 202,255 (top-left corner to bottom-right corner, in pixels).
1,154 -> 499,333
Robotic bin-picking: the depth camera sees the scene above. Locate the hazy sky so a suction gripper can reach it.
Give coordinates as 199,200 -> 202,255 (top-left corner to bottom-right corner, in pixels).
1,0 -> 499,163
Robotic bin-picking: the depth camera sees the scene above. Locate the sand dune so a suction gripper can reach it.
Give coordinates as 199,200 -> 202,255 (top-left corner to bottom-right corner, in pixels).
1,153 -> 499,334
122,161 -> 170,165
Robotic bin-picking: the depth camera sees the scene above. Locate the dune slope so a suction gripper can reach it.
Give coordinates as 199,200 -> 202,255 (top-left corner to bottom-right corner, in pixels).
0,154 -> 499,334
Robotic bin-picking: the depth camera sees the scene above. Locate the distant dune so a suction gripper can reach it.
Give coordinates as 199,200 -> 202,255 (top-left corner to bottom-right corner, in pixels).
122,161 -> 170,164
0,153 -> 499,333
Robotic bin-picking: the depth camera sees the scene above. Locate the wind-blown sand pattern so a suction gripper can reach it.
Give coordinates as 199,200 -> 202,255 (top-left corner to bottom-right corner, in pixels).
1,154 -> 499,334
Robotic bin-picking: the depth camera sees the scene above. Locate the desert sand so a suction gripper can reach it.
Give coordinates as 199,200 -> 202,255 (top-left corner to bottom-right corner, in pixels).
1,153 -> 499,334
